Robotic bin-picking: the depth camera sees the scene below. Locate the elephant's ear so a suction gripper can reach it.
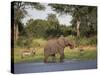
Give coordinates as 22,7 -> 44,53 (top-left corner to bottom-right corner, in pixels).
64,38 -> 71,45
57,37 -> 66,47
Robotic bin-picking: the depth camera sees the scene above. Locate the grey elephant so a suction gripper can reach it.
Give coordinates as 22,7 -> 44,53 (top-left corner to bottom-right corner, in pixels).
44,36 -> 74,63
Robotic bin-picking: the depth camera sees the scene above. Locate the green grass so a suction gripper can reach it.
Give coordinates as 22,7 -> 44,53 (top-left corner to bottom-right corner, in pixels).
13,38 -> 97,63
64,48 -> 97,60
13,47 -> 44,63
13,46 -> 97,64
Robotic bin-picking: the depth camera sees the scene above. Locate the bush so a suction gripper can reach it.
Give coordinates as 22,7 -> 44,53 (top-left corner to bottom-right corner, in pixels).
77,36 -> 97,46
89,36 -> 97,45
66,35 -> 97,46
14,36 -> 26,48
15,36 -> 33,48
32,38 -> 47,48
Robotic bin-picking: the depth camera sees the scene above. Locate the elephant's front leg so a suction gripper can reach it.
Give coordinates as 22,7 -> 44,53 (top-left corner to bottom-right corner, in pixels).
60,53 -> 64,62
60,55 -> 64,62
59,48 -> 64,62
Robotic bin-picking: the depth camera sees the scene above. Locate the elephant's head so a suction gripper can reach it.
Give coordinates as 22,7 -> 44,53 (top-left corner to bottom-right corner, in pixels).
58,35 -> 74,49
64,38 -> 74,49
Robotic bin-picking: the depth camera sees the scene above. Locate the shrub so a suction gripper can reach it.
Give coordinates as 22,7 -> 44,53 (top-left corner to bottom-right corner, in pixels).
66,35 -> 97,46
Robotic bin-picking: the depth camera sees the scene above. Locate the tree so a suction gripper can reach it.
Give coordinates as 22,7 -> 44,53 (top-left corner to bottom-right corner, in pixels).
12,1 -> 45,40
49,4 -> 97,37
71,6 -> 97,37
49,4 -> 81,37
46,13 -> 60,37
25,19 -> 48,38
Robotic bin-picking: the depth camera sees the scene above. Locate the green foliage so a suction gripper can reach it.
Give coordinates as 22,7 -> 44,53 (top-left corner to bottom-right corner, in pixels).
60,25 -> 73,36
46,13 -> 61,37
24,14 -> 62,38
50,4 -> 97,37
30,39 -> 41,48
25,19 -> 48,38
13,2 -> 97,45
88,36 -> 97,45
13,1 -> 45,41
14,36 -> 25,48
15,35 -> 33,48
14,1 -> 45,21
66,35 -> 97,46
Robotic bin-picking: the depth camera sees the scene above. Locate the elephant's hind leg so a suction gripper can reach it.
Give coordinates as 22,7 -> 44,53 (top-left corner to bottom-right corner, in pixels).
51,54 -> 56,63
44,55 -> 49,63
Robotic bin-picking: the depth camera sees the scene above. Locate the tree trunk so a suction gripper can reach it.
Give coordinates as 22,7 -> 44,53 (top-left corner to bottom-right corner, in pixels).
76,20 -> 81,46
76,20 -> 80,37
14,23 -> 19,41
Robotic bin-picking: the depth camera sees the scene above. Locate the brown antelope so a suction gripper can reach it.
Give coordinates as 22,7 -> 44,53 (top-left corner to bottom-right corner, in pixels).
21,48 -> 36,59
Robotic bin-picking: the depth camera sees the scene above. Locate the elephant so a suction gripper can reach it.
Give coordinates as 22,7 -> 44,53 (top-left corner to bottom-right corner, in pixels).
44,36 -> 74,63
